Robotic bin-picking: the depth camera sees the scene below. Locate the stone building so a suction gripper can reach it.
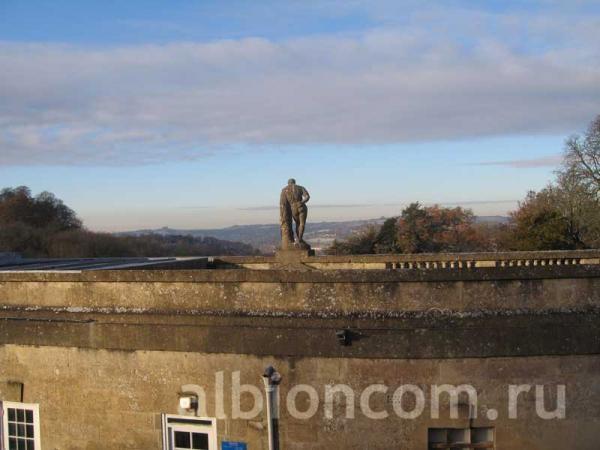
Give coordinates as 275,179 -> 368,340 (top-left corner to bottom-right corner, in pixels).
0,250 -> 599,449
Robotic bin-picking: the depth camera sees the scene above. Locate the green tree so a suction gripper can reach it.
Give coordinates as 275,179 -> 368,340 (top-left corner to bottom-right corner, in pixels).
396,203 -> 489,253
328,225 -> 379,255
327,203 -> 493,255
505,173 -> 600,250
505,115 -> 600,250
374,217 -> 399,253
506,190 -> 579,250
0,186 -> 82,256
396,202 -> 429,253
0,186 -> 81,231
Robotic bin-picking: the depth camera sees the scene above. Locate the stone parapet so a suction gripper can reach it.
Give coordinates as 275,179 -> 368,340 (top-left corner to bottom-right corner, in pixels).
213,249 -> 600,270
0,249 -> 599,359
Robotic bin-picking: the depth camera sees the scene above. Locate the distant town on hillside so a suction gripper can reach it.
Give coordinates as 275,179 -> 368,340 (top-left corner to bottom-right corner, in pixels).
121,216 -> 510,254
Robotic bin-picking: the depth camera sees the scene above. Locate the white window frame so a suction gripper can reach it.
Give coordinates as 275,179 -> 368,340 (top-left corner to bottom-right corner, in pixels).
1,401 -> 41,450
162,414 -> 217,450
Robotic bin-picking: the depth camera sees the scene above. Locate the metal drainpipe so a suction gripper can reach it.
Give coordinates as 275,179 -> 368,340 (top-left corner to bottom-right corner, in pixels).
263,366 -> 282,450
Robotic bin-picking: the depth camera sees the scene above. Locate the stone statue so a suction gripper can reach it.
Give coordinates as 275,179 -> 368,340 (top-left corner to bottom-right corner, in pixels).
280,179 -> 310,249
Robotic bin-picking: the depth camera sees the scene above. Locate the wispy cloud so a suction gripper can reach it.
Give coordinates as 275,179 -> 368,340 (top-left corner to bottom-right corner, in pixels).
475,155 -> 562,168
1,4 -> 599,166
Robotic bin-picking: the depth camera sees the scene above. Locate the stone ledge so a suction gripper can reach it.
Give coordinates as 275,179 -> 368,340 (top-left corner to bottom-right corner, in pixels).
1,263 -> 600,282
0,311 -> 598,359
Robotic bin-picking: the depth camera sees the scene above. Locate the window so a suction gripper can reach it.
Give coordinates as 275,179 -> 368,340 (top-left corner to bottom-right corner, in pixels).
1,402 -> 41,450
162,415 -> 217,450
428,427 -> 494,449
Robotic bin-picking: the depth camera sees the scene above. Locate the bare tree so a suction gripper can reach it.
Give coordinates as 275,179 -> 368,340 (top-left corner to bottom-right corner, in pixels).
564,115 -> 600,197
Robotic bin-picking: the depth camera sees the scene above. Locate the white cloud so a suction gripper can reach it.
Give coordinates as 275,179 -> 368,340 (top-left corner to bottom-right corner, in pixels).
1,8 -> 599,165
475,155 -> 563,169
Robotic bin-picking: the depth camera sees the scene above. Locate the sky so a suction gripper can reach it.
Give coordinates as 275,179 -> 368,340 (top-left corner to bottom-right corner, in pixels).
1,0 -> 599,231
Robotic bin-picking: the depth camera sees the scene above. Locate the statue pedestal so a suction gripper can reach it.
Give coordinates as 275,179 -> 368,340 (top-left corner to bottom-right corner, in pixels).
275,246 -> 315,266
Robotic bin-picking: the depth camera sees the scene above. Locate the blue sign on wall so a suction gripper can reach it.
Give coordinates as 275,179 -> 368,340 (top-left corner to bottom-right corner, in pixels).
222,442 -> 247,450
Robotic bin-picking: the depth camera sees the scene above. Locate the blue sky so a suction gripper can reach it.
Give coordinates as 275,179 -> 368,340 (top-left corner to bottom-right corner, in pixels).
1,1 -> 599,230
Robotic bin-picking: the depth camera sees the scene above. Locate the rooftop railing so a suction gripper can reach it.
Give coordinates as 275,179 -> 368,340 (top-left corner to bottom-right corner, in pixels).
214,250 -> 600,270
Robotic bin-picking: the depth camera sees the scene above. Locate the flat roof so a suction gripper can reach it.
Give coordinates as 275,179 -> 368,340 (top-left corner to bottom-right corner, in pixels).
0,256 -> 209,271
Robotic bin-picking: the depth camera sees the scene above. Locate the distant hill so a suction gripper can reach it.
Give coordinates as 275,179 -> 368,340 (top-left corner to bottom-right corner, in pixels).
119,219 -> 384,253
119,215 -> 508,253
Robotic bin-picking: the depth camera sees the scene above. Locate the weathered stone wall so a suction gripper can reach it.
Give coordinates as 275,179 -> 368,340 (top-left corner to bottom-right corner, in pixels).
1,345 -> 598,450
1,264 -> 599,316
0,251 -> 599,449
